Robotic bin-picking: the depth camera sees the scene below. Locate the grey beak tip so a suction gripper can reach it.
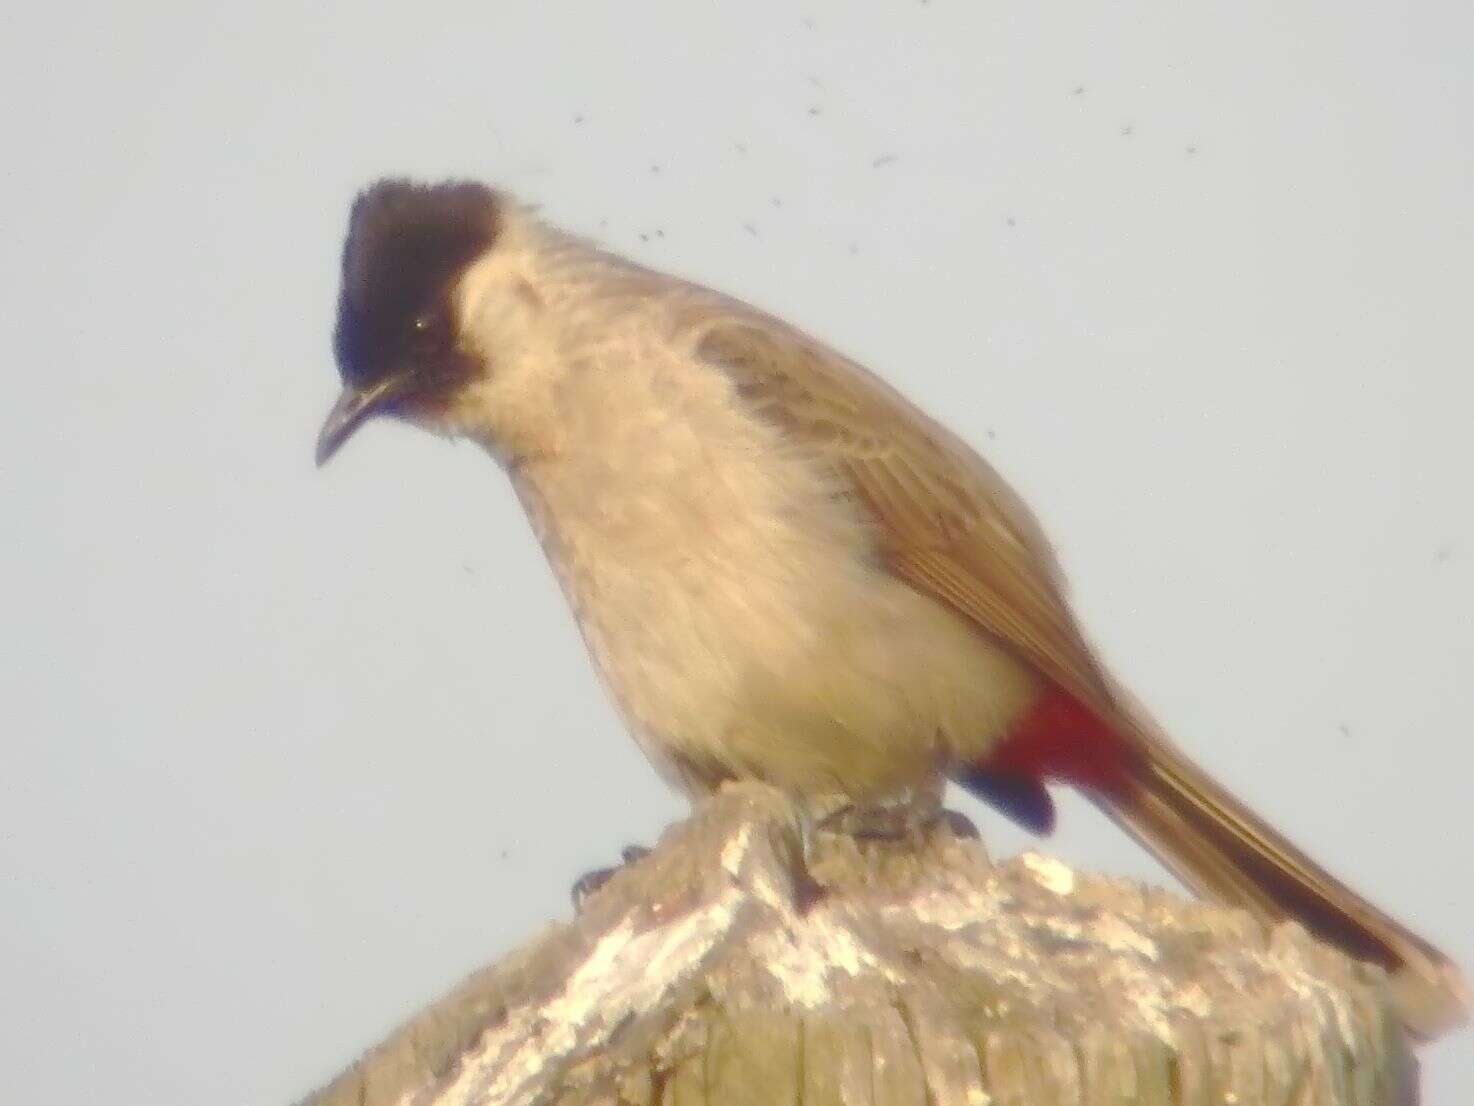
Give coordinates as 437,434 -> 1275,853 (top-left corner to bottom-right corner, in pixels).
314,434 -> 340,469
316,384 -> 376,469
315,377 -> 406,468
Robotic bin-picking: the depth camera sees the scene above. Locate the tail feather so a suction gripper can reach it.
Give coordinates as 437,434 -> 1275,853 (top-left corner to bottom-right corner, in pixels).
1100,732 -> 1471,1041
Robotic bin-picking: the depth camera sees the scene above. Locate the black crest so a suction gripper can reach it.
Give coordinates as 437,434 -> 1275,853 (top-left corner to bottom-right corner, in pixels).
332,178 -> 501,393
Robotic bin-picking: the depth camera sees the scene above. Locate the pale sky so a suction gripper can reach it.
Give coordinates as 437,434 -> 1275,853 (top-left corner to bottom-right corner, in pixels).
3,2 -> 1471,1102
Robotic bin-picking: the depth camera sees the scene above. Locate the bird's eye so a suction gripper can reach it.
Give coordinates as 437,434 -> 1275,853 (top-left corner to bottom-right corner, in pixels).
411,313 -> 444,346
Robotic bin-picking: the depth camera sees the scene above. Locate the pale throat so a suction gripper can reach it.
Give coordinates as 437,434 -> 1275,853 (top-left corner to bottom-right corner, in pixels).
447,270 -> 571,465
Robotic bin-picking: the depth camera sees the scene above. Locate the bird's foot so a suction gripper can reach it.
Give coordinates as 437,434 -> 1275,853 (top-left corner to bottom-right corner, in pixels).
818,803 -> 921,841
817,800 -> 978,842
937,808 -> 980,838
570,844 -> 650,912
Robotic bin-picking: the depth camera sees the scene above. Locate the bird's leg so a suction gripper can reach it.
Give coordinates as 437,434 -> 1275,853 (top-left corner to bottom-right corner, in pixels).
787,800 -> 829,913
570,844 -> 652,911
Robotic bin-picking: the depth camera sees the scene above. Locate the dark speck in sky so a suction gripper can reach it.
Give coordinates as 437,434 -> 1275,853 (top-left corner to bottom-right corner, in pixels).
872,154 -> 899,168
1121,124 -> 1134,136
638,233 -> 649,243
743,222 -> 760,238
735,142 -> 748,155
655,228 -> 665,238
1186,145 -> 1198,155
650,164 -> 662,173
1006,216 -> 1017,227
1434,545 -> 1454,564
771,196 -> 783,208
1073,85 -> 1085,96
573,114 -> 584,125
808,106 -> 822,116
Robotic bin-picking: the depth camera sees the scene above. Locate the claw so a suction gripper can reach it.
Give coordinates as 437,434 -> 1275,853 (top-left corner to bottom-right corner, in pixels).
570,866 -> 617,911
570,842 -> 651,912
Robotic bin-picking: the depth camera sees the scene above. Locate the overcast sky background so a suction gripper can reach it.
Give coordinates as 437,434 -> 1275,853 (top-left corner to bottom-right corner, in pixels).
3,2 -> 1471,1102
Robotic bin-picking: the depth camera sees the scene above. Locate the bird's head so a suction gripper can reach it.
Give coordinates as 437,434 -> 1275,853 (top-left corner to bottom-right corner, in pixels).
316,178 -> 503,465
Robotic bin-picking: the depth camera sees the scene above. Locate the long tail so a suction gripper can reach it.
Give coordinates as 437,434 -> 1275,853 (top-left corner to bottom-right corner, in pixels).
963,688 -> 1471,1041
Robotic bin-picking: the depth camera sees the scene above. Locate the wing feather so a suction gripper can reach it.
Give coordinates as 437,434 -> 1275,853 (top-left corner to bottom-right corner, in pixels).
686,310 -> 1117,719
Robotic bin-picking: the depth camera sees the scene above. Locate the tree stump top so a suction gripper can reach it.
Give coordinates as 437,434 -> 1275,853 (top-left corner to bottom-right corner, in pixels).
300,783 -> 1414,1106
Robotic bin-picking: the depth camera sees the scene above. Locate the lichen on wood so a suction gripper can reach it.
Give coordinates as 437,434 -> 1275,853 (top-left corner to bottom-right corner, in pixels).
299,782 -> 1415,1106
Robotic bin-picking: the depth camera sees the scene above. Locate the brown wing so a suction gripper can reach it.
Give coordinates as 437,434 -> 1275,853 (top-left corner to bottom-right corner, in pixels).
683,306 -> 1473,1040
686,309 -> 1118,720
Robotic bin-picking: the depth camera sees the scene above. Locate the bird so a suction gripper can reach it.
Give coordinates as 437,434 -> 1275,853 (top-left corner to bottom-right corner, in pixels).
315,177 -> 1468,1040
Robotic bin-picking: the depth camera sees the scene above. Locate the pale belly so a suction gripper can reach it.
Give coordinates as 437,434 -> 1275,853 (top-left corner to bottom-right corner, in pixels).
513,462 -> 1039,801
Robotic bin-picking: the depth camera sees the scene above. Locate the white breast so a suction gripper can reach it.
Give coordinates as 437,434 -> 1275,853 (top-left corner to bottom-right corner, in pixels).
509,324 -> 1037,800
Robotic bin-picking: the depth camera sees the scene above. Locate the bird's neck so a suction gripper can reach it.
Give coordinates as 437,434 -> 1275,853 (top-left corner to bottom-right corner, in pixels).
448,213 -> 669,466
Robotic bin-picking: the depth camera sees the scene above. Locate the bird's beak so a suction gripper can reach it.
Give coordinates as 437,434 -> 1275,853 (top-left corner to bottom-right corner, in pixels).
315,377 -> 404,466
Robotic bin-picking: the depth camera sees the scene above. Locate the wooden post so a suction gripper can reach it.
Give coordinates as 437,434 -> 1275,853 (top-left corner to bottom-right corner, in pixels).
298,783 -> 1416,1106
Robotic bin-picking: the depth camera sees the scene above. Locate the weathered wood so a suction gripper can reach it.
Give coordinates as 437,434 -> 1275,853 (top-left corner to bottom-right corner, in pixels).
298,782 -> 1416,1106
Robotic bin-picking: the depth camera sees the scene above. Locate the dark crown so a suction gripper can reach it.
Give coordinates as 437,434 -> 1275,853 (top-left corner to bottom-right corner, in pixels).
332,178 -> 501,389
